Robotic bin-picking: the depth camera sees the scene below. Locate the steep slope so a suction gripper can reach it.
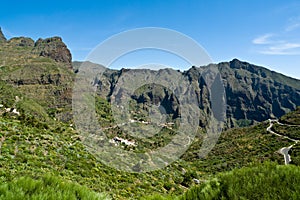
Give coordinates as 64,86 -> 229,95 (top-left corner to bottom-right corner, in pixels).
146,163 -> 300,200
76,58 -> 300,128
218,59 -> 300,126
0,29 -> 74,122
0,98 -> 298,199
1,28 -> 299,127
143,108 -> 300,200
176,59 -> 299,127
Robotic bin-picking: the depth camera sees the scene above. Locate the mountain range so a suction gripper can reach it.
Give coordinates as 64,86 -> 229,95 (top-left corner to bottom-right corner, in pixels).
1,28 -> 299,128
0,29 -> 300,199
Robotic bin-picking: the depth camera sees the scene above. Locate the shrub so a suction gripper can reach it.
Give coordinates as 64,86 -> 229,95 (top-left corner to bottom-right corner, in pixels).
0,175 -> 110,200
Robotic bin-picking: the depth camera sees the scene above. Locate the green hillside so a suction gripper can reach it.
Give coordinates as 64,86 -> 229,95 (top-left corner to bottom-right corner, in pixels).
279,106 -> 300,125
143,162 -> 300,200
0,105 -> 299,199
0,34 -> 74,123
142,108 -> 300,200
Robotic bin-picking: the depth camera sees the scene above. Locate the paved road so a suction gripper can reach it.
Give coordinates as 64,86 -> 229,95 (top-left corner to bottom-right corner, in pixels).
267,119 -> 299,165
280,146 -> 293,165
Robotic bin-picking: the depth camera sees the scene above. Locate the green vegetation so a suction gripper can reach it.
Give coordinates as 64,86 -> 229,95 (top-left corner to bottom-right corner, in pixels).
0,40 -> 74,122
275,107 -> 300,166
291,143 -> 300,166
0,175 -> 109,200
272,124 -> 300,140
0,77 -> 298,199
280,107 -> 300,125
0,115 -> 189,199
1,33 -> 300,199
0,104 -> 297,199
235,119 -> 253,127
144,162 -> 300,200
183,162 -> 300,200
141,194 -> 178,200
182,121 -> 291,173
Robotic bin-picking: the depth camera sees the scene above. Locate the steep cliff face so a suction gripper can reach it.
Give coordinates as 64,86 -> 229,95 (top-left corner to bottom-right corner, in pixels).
84,59 -> 300,128
218,59 -> 300,126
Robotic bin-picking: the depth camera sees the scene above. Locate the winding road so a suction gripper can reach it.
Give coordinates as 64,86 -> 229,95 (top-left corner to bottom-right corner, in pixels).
267,119 -> 299,165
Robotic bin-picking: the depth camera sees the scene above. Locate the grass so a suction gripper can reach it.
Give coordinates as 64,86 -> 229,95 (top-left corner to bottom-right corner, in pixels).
0,175 -> 110,200
291,143 -> 300,165
0,106 -> 296,199
182,121 -> 292,174
0,84 -> 298,199
143,162 -> 300,200
181,162 -> 300,200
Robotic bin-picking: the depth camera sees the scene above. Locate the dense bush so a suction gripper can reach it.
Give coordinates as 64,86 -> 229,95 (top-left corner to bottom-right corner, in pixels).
279,107 -> 300,125
0,175 -> 110,200
182,162 -> 300,200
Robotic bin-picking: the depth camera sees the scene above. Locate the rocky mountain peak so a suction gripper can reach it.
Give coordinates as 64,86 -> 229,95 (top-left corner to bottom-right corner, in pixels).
33,36 -> 72,68
0,29 -> 72,69
229,58 -> 249,69
228,58 -> 272,78
0,27 -> 7,42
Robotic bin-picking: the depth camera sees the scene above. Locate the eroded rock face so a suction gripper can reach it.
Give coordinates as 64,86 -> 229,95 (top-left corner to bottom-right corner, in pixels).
33,37 -> 72,68
85,59 -> 300,128
215,59 -> 300,127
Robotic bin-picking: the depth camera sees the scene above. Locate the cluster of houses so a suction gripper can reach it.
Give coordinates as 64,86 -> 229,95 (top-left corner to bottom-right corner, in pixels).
109,136 -> 136,147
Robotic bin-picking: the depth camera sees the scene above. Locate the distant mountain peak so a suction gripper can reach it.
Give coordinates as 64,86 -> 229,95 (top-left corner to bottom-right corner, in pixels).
229,58 -> 250,69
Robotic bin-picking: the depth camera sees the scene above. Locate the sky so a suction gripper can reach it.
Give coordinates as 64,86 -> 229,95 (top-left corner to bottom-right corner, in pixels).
1,0 -> 300,79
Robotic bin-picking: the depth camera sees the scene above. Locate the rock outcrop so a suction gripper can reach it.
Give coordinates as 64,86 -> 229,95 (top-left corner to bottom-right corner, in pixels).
0,30 -> 74,122
0,28 -> 72,69
33,37 -> 72,68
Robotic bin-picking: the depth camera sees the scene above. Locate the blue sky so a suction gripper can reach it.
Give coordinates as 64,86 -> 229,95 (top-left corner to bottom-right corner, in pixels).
1,0 -> 300,79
